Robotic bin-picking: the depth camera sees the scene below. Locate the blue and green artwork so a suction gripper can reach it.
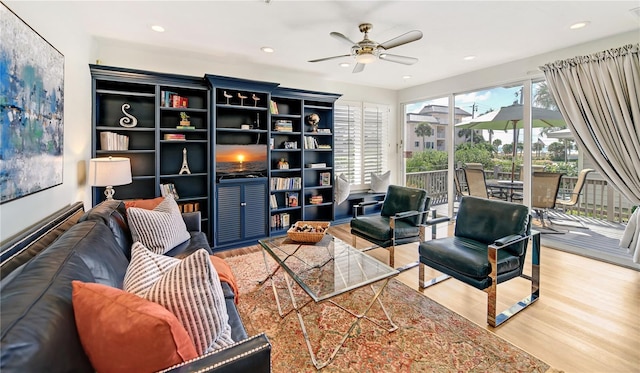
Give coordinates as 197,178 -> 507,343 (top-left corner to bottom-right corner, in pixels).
0,4 -> 64,204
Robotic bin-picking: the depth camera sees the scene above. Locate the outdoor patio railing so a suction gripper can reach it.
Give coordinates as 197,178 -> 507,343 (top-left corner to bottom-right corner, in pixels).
406,170 -> 633,223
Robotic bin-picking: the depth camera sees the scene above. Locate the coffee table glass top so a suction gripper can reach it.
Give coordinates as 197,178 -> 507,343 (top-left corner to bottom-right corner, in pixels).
258,234 -> 399,302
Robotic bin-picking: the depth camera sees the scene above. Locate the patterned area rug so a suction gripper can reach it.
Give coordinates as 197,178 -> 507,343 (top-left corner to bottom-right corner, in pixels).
224,251 -> 554,373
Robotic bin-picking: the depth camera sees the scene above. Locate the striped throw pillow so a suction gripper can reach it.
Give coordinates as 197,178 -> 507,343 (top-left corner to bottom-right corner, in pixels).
127,197 -> 190,254
124,242 -> 234,355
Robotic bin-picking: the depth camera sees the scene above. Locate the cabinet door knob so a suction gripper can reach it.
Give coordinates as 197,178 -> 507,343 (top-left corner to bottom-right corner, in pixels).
240,202 -> 247,207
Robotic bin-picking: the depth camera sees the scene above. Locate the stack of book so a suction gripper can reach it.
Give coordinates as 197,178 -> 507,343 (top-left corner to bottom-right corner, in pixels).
164,133 -> 186,141
309,195 -> 324,205
274,120 -> 292,132
161,91 -> 189,108
100,131 -> 129,151
306,163 -> 326,168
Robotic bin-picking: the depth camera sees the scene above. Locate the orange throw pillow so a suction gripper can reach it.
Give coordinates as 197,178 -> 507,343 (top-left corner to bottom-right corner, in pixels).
124,197 -> 165,210
72,281 -> 198,373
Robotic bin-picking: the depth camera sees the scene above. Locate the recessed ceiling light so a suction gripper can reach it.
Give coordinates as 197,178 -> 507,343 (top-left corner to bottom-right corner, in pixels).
569,21 -> 590,30
261,47 -> 274,53
402,75 -> 412,80
151,25 -> 165,33
463,55 -> 476,61
339,63 -> 350,68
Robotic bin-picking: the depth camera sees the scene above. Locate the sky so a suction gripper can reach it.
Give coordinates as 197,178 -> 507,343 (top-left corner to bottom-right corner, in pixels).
406,84 -> 567,147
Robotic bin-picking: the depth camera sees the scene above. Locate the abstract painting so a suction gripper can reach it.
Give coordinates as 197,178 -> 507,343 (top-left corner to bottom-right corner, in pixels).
0,4 -> 64,204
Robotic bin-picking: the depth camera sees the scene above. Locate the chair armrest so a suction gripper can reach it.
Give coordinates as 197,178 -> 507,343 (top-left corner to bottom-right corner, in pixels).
493,234 -> 524,246
160,333 -> 271,373
425,216 -> 450,226
393,210 -> 422,219
182,212 -> 201,232
352,200 -> 384,217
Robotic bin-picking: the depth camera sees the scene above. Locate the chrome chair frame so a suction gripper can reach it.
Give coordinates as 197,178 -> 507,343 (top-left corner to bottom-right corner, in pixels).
419,230 -> 541,328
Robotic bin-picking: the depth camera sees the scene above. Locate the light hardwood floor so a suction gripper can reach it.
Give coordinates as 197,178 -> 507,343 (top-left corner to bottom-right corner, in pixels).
220,223 -> 640,373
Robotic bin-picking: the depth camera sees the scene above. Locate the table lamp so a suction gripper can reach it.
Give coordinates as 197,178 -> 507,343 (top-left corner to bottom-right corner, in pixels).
88,156 -> 132,200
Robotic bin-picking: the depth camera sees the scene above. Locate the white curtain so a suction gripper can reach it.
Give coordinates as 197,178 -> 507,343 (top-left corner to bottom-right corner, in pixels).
539,44 -> 640,262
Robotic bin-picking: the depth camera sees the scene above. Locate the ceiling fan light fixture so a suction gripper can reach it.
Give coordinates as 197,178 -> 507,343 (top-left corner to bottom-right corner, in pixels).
356,53 -> 376,64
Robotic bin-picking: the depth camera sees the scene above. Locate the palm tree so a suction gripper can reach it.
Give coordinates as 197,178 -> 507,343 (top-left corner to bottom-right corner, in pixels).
415,122 -> 433,150
532,141 -> 544,158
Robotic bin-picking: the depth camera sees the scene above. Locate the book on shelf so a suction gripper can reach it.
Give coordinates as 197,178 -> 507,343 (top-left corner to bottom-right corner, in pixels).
271,212 -> 290,229
317,144 -> 332,149
176,125 -> 195,130
271,177 -> 301,190
274,120 -> 292,132
100,131 -> 129,151
304,136 -> 319,149
161,90 -> 189,108
286,192 -> 298,207
270,100 -> 279,114
320,172 -> 331,186
270,194 -> 278,209
178,202 -> 200,213
160,183 -> 179,200
309,195 -> 324,205
306,163 -> 326,169
164,133 -> 186,141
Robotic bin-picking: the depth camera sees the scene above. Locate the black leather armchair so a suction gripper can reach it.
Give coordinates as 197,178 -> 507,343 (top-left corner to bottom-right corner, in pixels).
350,185 -> 449,271
418,196 -> 540,327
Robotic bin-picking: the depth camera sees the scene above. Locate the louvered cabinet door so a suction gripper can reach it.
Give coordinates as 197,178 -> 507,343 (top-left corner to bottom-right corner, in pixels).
216,184 -> 242,245
243,181 -> 268,239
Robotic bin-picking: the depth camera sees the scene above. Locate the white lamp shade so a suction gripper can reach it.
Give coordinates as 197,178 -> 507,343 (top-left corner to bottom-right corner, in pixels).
88,157 -> 132,187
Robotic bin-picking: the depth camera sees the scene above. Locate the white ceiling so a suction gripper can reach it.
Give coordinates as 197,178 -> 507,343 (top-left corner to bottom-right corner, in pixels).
58,1 -> 640,90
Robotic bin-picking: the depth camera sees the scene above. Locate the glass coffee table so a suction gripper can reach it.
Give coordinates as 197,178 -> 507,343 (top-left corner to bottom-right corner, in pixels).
258,234 -> 399,369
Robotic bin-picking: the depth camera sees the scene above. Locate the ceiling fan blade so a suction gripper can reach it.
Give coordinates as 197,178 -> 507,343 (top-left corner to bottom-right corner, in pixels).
330,32 -> 358,47
379,53 -> 418,65
378,30 -> 423,50
352,63 -> 365,73
308,54 -> 351,63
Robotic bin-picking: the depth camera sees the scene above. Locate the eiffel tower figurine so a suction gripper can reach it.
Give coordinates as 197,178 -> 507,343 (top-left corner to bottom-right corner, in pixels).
179,148 -> 191,175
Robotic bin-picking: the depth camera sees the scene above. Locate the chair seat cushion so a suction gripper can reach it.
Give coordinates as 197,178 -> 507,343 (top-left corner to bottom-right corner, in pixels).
419,237 -> 521,280
350,215 -> 418,242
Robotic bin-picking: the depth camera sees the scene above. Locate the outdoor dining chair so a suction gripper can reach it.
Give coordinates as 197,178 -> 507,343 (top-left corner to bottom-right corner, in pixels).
553,168 -> 594,228
531,172 -> 564,232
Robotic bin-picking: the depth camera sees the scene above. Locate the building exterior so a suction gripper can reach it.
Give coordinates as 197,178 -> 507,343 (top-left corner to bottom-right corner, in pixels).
405,105 -> 472,154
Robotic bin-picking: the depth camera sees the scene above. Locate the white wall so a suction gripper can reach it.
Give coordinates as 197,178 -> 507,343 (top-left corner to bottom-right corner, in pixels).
1,2 -> 96,240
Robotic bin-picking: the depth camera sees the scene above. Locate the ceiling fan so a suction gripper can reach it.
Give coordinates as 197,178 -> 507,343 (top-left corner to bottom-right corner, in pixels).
309,23 -> 423,73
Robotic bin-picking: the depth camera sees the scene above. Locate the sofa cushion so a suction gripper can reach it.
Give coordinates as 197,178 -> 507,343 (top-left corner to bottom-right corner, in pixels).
370,170 -> 390,193
123,243 -> 234,355
335,173 -> 350,205
72,281 -> 198,373
127,197 -> 190,254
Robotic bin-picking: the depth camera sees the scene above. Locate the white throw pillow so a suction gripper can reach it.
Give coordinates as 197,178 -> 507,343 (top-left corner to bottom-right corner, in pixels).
370,170 -> 391,193
335,173 -> 350,205
127,197 -> 190,254
123,242 -> 234,355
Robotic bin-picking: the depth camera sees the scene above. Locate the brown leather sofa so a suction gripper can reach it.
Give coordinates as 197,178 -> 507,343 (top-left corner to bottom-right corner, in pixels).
0,200 -> 271,372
